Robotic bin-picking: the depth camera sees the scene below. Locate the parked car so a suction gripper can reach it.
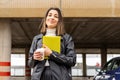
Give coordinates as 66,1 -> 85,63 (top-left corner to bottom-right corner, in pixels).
93,57 -> 120,80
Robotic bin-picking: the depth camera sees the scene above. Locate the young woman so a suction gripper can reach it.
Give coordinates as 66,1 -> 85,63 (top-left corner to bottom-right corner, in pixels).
28,7 -> 76,80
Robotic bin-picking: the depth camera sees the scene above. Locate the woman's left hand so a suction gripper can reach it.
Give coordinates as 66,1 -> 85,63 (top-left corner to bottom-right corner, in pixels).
43,44 -> 52,57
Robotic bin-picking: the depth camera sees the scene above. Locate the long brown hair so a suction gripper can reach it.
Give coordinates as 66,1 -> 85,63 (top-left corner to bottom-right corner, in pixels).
39,7 -> 65,36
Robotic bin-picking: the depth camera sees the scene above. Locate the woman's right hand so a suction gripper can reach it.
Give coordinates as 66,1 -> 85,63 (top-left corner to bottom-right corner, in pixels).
33,48 -> 44,61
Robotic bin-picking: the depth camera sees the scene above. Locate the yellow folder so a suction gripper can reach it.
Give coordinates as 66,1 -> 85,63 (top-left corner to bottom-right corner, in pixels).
43,36 -> 61,59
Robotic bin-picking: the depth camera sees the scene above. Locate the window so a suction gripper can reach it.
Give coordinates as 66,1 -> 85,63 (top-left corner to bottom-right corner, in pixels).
112,60 -> 120,70
11,54 -> 25,76
86,54 -> 101,76
72,54 -> 83,76
107,49 -> 120,61
107,54 -> 120,61
102,59 -> 113,72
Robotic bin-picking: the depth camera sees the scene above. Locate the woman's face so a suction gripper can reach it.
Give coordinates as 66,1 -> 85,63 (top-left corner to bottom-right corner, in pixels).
46,10 -> 59,29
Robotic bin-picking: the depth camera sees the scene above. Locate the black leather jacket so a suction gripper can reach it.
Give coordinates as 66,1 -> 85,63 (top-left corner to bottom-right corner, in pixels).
28,33 -> 76,80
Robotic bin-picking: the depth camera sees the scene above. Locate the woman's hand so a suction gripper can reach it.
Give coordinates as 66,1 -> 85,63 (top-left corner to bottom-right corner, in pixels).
43,44 -> 52,57
33,48 -> 44,61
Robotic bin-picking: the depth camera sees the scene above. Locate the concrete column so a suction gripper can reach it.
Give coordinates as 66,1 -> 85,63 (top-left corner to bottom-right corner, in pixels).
82,53 -> 86,76
25,47 -> 31,80
101,48 -> 107,67
0,19 -> 11,80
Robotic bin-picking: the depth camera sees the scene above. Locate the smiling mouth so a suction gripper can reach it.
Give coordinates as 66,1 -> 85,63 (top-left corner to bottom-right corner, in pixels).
49,21 -> 56,24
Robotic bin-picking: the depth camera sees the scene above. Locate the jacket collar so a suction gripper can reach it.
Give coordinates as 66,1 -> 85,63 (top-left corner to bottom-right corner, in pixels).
35,33 -> 63,41
35,34 -> 43,39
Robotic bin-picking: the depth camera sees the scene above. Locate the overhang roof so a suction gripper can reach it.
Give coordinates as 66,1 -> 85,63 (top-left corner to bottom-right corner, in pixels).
11,17 -> 120,48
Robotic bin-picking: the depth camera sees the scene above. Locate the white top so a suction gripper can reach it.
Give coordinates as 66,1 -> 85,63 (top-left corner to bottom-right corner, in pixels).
45,28 -> 56,66
45,28 -> 56,36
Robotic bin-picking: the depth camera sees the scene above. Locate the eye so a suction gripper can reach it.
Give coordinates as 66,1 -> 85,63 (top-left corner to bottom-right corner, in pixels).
54,14 -> 58,18
48,14 -> 52,17
55,16 -> 58,18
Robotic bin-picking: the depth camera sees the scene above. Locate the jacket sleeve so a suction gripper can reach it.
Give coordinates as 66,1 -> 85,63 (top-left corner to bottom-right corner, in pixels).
49,34 -> 76,67
28,36 -> 39,68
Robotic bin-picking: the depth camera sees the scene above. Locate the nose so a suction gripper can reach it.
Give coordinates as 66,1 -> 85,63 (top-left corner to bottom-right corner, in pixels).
50,15 -> 55,19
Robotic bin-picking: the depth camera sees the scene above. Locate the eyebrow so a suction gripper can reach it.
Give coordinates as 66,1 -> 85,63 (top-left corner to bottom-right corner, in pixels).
48,13 -> 58,15
48,13 -> 58,18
